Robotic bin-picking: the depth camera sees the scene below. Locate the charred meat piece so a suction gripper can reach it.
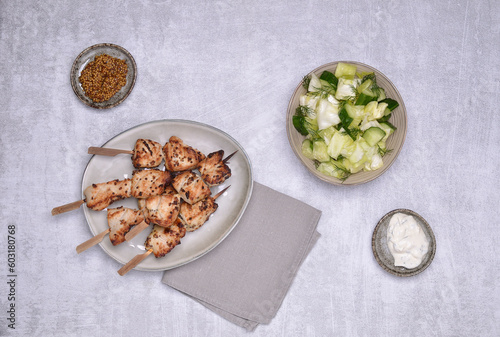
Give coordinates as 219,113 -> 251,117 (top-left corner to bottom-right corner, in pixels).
144,219 -> 186,258
179,196 -> 218,232
144,192 -> 181,228
137,186 -> 177,218
132,139 -> 164,168
84,179 -> 132,211
172,171 -> 211,204
107,207 -> 145,245
163,136 -> 206,172
197,150 -> 232,186
131,169 -> 172,199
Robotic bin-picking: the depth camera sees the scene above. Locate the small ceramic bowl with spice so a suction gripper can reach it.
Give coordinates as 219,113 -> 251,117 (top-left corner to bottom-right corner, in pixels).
70,43 -> 137,109
372,208 -> 436,277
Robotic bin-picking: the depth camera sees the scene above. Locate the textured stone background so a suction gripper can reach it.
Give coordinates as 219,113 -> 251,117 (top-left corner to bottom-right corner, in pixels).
1,0 -> 499,336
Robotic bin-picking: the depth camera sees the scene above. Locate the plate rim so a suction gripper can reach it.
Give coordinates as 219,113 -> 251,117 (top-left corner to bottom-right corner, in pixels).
372,208 -> 436,277
286,60 -> 408,186
80,119 -> 254,271
70,43 -> 137,109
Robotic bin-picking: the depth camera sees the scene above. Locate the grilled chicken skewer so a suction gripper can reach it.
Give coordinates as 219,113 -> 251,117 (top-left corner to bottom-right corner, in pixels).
179,186 -> 230,232
88,139 -> 164,169
172,171 -> 211,205
118,219 -> 186,276
51,178 -> 132,215
131,169 -> 172,199
197,150 -> 236,186
124,187 -> 181,241
163,136 -> 206,172
76,207 -> 146,254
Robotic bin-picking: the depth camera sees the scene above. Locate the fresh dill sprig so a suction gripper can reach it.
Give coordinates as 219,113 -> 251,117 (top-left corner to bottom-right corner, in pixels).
308,83 -> 336,99
378,147 -> 393,156
341,128 -> 361,139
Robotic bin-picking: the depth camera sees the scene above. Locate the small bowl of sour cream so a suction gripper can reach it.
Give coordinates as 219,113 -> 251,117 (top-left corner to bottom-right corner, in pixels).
372,209 -> 436,277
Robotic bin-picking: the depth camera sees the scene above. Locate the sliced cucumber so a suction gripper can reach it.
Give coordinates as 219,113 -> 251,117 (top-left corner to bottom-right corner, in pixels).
378,122 -> 395,142
312,140 -> 330,162
334,62 -> 357,79
355,89 -> 377,105
320,71 -> 338,87
377,87 -> 386,101
362,127 -> 386,146
301,139 -> 315,159
345,103 -> 364,119
379,98 -> 399,111
357,78 -> 372,93
379,121 -> 397,132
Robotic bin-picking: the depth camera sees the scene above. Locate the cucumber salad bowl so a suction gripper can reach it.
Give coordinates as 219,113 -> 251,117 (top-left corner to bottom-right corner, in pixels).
286,61 -> 407,185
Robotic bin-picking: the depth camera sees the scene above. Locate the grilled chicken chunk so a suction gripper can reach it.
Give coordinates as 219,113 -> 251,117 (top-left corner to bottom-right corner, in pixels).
144,192 -> 181,228
179,196 -> 218,232
84,179 -> 132,211
144,220 -> 186,258
107,207 -> 145,245
137,186 -> 176,218
163,136 -> 206,172
197,150 -> 232,186
172,171 -> 211,204
132,139 -> 164,168
131,169 -> 172,199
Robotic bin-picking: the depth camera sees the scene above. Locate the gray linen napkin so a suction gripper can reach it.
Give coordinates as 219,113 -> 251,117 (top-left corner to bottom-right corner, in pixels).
161,182 -> 322,331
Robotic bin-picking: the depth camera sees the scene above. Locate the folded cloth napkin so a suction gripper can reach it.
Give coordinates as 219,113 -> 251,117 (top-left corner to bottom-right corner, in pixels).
162,182 -> 321,331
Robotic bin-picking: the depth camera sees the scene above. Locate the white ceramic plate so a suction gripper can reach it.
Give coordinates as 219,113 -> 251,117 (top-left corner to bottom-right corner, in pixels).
81,120 -> 253,271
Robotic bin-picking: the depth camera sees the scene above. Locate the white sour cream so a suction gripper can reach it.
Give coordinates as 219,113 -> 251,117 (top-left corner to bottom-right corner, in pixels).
386,213 -> 429,269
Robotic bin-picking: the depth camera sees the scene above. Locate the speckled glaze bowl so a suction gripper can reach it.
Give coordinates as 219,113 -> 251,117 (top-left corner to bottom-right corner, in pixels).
372,209 -> 436,277
286,61 -> 407,185
70,43 -> 137,109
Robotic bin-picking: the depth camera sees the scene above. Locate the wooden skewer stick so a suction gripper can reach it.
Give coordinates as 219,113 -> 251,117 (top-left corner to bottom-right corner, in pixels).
88,147 -> 134,156
213,185 -> 230,200
52,199 -> 85,216
124,221 -> 150,242
223,151 -> 237,163
76,229 -> 111,254
118,249 -> 153,276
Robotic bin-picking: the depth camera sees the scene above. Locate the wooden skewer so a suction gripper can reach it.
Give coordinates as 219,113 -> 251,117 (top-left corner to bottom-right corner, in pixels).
118,249 -> 153,276
76,228 -> 111,254
213,185 -> 230,200
52,199 -> 85,216
124,221 -> 150,242
88,147 -> 134,156
223,151 -> 237,163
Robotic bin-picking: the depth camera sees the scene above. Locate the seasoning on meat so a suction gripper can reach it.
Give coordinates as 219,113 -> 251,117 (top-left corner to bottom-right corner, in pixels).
107,207 -> 145,246
131,169 -> 172,199
172,171 -> 211,205
197,150 -> 232,186
83,179 -> 132,211
143,192 -> 181,228
131,139 -> 164,168
144,219 -> 186,258
163,136 -> 206,172
179,196 -> 218,232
